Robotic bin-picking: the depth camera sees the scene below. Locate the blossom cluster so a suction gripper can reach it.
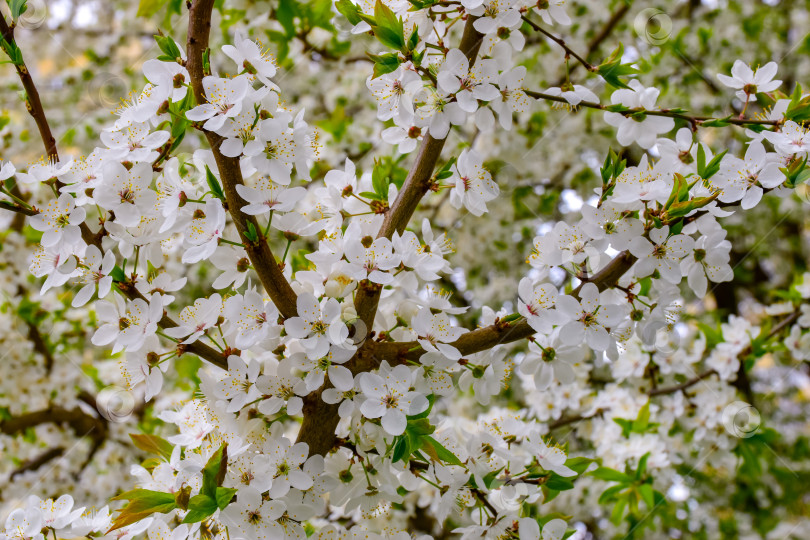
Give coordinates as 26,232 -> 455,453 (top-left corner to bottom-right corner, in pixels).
0,0 -> 810,538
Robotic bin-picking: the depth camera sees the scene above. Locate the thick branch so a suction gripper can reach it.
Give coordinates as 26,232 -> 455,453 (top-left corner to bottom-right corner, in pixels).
297,19 -> 485,458
10,447 -> 65,479
354,16 -> 485,332
1,405 -> 107,440
26,320 -> 54,372
370,250 -> 638,366
0,10 -> 229,373
186,0 -> 298,319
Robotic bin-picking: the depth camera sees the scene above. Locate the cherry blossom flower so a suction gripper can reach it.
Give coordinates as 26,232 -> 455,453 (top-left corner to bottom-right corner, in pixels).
412,308 -> 468,360
717,60 -> 780,101
448,148 -> 499,216
164,293 -> 223,344
29,193 -> 86,247
604,80 -> 675,148
221,487 -> 286,540
182,198 -> 226,263
92,293 -> 162,353
284,293 -> 352,359
556,284 -> 624,351
72,245 -> 115,307
223,32 -> 279,87
186,75 -> 250,131
95,161 -> 157,227
715,140 -> 784,208
629,226 -> 695,284
236,176 -> 306,215
437,49 -> 499,113
359,364 -> 428,435
214,355 -> 262,412
225,288 -> 282,349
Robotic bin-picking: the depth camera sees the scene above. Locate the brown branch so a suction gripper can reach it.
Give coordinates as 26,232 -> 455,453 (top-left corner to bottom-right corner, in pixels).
0,200 -> 36,216
648,369 -> 717,396
649,308 -> 802,397
354,16 -> 485,333
0,13 -> 103,246
521,15 -> 595,73
121,284 -> 228,370
370,250 -> 639,367
10,447 -> 65,480
0,10 -> 228,374
548,409 -> 605,430
0,405 -> 107,445
525,90 -> 781,128
553,3 -> 630,86
26,320 -> 54,373
296,18 -> 485,458
186,0 -> 298,319
0,15 -> 58,159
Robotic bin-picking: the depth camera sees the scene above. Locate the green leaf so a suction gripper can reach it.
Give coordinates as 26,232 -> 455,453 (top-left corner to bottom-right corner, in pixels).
597,44 -> 639,89
423,436 -> 463,466
564,456 -> 594,475
407,27 -> 419,51
664,193 -> 719,220
201,443 -> 229,500
632,402 -> 651,433
137,0 -> 164,18
109,489 -> 177,532
245,221 -> 260,244
277,0 -> 298,37
392,436 -> 409,463
154,35 -> 182,62
590,467 -> 632,483
215,486 -> 237,510
406,417 -> 435,436
636,453 -> 650,479
110,265 -> 127,283
639,483 -> 655,508
610,496 -> 628,525
335,0 -> 363,25
373,0 -> 405,50
371,159 -> 390,198
786,83 -> 810,123
358,190 -> 386,201
129,433 -> 174,461
181,494 -> 217,524
7,0 -> 27,20
701,149 -> 727,180
544,473 -> 575,491
598,484 -> 627,504
204,165 -> 225,200
701,116 -> 731,128
369,52 -> 401,79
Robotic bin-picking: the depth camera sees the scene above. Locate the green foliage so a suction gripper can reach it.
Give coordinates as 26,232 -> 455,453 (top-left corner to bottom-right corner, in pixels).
613,403 -> 660,438
597,44 -> 639,89
6,0 -> 27,20
109,489 -> 177,532
130,433 -> 174,461
204,166 -> 225,201
592,453 -> 667,535
154,34 -> 183,62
